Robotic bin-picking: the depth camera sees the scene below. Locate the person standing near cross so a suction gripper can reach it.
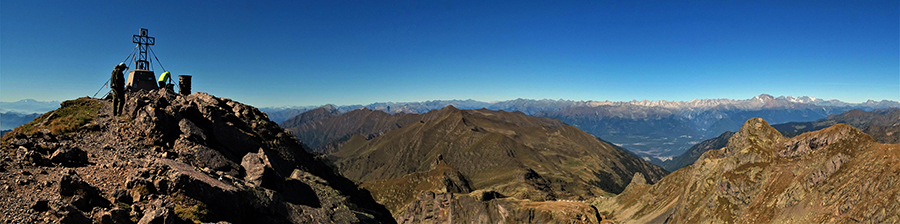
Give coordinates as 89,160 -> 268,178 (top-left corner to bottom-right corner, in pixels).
110,62 -> 126,116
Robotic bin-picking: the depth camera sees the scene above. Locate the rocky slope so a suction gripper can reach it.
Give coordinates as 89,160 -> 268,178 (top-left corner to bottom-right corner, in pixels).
0,89 -> 393,224
325,106 -> 669,221
593,118 -> 900,223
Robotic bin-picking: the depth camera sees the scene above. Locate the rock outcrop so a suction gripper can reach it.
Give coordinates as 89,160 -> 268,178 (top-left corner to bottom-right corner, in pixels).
0,89 -> 393,223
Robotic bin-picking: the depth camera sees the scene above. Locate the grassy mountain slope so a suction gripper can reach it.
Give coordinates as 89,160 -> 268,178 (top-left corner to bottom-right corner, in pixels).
327,106 -> 669,220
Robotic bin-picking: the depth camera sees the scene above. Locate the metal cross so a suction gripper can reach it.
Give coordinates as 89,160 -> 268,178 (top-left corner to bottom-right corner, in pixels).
132,28 -> 155,70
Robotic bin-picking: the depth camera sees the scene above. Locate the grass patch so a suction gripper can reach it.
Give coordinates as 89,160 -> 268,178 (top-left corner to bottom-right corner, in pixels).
133,185 -> 152,196
173,193 -> 210,223
117,202 -> 131,210
175,203 -> 209,223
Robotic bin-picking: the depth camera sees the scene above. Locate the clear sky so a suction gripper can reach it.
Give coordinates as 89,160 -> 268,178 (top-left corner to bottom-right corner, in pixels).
2,1 -> 898,107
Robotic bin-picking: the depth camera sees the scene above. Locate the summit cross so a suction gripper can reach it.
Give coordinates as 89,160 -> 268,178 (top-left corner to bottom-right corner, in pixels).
132,28 -> 155,70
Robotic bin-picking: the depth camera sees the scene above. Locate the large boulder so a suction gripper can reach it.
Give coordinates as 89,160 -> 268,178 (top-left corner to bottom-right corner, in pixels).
54,204 -> 93,224
240,148 -> 277,188
92,207 -> 131,224
16,146 -> 46,165
58,169 -> 110,211
138,200 -> 175,224
173,138 -> 237,175
50,146 -> 88,166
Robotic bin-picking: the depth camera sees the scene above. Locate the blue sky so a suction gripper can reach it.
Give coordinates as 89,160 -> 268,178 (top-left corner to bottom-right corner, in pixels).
2,1 -> 897,107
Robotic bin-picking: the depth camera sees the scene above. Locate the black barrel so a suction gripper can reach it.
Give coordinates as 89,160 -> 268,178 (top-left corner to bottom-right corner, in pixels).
178,75 -> 192,95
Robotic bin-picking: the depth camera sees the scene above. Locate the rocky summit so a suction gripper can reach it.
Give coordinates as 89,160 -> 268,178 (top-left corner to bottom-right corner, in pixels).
593,118 -> 900,223
0,89 -> 393,224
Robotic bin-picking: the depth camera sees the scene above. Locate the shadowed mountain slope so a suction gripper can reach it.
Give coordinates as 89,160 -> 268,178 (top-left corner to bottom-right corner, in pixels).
593,118 -> 900,223
326,106 -> 669,221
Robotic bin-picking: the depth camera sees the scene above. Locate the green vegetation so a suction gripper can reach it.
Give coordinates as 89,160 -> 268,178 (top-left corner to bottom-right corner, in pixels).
132,184 -> 151,197
117,202 -> 131,210
175,203 -> 209,223
173,193 -> 210,223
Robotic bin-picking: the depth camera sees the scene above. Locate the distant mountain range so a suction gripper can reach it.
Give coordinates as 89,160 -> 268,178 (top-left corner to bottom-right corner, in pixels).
0,99 -> 60,131
270,94 -> 898,162
0,99 -> 60,114
264,95 -> 898,123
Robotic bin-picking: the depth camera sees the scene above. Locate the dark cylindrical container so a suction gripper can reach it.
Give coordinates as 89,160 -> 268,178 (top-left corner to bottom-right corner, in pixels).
178,75 -> 192,95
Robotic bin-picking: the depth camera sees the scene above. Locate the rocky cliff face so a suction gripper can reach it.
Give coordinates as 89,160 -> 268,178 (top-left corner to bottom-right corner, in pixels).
0,89 -> 393,224
593,118 -> 900,223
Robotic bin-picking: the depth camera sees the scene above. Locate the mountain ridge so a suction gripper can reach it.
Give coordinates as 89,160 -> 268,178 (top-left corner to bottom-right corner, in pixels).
276,95 -> 898,164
